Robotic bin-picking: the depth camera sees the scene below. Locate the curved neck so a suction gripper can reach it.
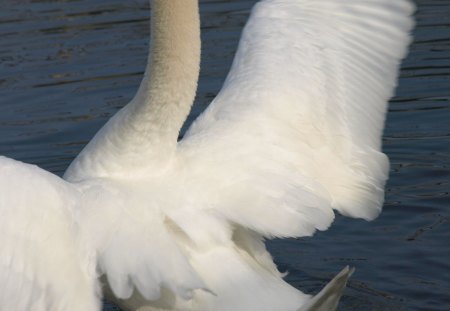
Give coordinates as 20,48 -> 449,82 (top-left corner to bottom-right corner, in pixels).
64,0 -> 200,181
130,0 -> 201,143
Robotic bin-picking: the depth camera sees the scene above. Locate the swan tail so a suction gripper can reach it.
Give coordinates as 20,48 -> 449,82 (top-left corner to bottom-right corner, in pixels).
298,266 -> 354,311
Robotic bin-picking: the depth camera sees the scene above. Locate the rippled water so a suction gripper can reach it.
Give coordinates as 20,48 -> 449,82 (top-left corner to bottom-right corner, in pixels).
0,0 -> 449,310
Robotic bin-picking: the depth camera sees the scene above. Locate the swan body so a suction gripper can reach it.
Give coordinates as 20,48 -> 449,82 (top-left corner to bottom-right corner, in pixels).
0,0 -> 414,310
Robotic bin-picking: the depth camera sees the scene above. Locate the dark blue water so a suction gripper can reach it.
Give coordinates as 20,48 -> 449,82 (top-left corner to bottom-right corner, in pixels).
0,0 -> 449,310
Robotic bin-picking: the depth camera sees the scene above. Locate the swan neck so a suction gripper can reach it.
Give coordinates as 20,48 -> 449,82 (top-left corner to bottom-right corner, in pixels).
64,0 -> 200,181
131,0 -> 201,144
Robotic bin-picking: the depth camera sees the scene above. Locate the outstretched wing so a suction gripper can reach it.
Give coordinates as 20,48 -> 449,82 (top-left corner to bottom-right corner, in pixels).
178,0 -> 415,239
0,155 -> 206,306
0,156 -> 100,311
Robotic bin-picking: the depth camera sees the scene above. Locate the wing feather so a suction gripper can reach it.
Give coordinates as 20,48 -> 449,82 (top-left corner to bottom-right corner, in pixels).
0,155 -> 207,306
178,0 -> 414,239
0,156 -> 100,311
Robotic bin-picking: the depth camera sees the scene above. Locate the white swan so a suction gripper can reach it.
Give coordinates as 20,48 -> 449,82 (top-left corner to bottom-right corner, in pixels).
0,0 -> 414,310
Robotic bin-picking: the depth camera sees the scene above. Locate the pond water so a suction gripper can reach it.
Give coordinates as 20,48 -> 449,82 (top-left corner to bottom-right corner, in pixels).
0,0 -> 449,310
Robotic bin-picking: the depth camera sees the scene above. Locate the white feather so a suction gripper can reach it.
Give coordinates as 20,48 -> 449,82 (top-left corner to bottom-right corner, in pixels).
182,0 -> 415,225
104,0 -> 415,310
0,0 -> 414,310
0,156 -> 99,311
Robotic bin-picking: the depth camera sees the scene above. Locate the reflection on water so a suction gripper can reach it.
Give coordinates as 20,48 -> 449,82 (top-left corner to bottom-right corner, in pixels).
0,0 -> 449,310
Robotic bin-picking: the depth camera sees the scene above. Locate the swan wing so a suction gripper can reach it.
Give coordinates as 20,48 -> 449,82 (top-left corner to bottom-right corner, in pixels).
178,0 -> 415,238
87,181 -> 208,301
0,155 -> 205,305
0,156 -> 100,311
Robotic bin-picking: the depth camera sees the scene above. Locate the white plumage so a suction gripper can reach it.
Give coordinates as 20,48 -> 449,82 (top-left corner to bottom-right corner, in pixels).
0,156 -> 99,310
0,0 -> 414,310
